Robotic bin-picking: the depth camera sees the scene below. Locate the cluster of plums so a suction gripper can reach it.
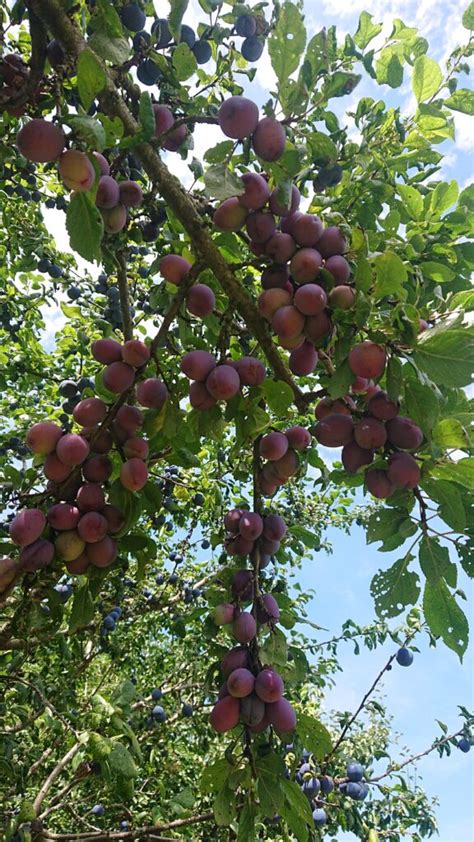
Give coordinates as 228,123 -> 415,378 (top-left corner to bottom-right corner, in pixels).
313,344 -> 423,498
217,95 -> 287,162
180,350 -> 265,410
223,508 -> 287,564
257,426 -> 311,498
233,12 -> 267,62
102,604 -> 123,633
158,253 -> 216,318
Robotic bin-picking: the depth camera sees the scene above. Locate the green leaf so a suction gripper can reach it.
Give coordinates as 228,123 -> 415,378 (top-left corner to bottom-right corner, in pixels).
268,2 -> 307,88
398,184 -> 423,220
386,356 -> 403,401
204,164 -> 244,200
204,141 -> 235,164
462,1 -> 474,29
430,180 -> 459,215
289,525 -> 320,549
327,360 -> 354,399
423,578 -> 469,659
433,418 -> 471,449
261,380 -> 294,415
281,778 -> 313,836
296,712 -> 333,760
404,378 -> 439,434
67,116 -> 106,151
308,131 -> 338,165
109,743 -> 138,780
354,12 -> 383,49
374,251 -> 408,299
412,55 -> 442,103
421,479 -> 466,532
139,92 -> 155,141
200,758 -> 231,793
69,584 -> 95,633
420,261 -> 455,282
419,536 -> 457,587
371,555 -> 420,618
376,49 -> 404,88
446,89 -> 474,115
168,0 -> 189,41
431,458 -> 474,490
323,71 -> 361,98
172,42 -> 197,81
412,329 -> 474,387
213,783 -> 236,826
354,255 -> 372,292
96,0 -> 123,37
77,48 -> 107,110
66,193 -> 103,263
304,29 -> 329,79
236,802 -> 255,841
89,30 -> 131,64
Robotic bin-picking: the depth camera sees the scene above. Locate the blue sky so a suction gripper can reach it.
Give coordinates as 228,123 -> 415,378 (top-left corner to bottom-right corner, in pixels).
41,0 -> 473,838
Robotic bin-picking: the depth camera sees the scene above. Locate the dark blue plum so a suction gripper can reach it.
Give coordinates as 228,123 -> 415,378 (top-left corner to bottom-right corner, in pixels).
180,25 -> 196,47
137,59 -> 161,85
120,3 -> 146,32
241,36 -> 264,61
133,30 -> 151,50
320,774 -> 334,793
182,703 -> 193,717
458,737 -> 471,753
91,804 -> 105,816
302,777 -> 320,799
396,647 -> 414,667
312,808 -> 327,827
347,761 -> 364,781
152,705 -> 167,722
152,18 -> 171,47
151,687 -> 162,701
192,40 -> 212,64
235,15 -> 257,37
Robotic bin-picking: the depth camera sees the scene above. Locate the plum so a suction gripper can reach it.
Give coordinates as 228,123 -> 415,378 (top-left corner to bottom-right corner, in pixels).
17,119 -> 65,163
218,96 -> 259,139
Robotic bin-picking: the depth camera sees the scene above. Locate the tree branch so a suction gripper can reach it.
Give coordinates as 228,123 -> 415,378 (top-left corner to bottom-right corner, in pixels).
33,742 -> 81,814
38,811 -> 214,840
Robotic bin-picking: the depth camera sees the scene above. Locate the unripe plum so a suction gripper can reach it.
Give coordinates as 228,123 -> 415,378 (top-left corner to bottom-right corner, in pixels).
47,503 -> 80,531
314,414 -> 354,447
262,514 -> 287,542
246,210 -> 276,244
317,226 -> 347,258
227,668 -> 255,698
73,397 -> 107,427
255,668 -> 283,703
387,452 -> 420,488
240,693 -> 265,726
368,391 -> 399,421
55,530 -> 86,561
189,381 -> 216,410
269,184 -> 300,217
26,421 -> 62,455
354,418 -> 387,450
221,646 -> 249,677
261,264 -> 289,290
214,197 -> 248,232
120,458 -> 148,491
328,285 -> 355,310
160,254 -> 191,285
258,288 -> 293,321
289,341 -> 318,376
118,180 -> 143,207
86,536 -> 117,568
304,311 -> 332,344
56,433 -> 90,466
290,248 -> 323,284
206,365 -> 240,400
59,150 -> 95,192
272,305 -> 305,341
218,96 -> 259,139
256,593 -> 280,623
136,378 -> 168,409
116,404 -> 144,432
259,431 -> 289,461
124,437 -> 149,460
273,449 -> 299,480
315,397 -> 351,420
213,603 -> 235,625
44,453 -> 72,482
292,214 -> 323,247
285,426 -> 311,450
232,357 -> 265,386
252,117 -> 286,161
239,511 -> 263,541
181,350 -> 216,381
10,508 -> 46,547
366,469 -> 395,499
76,483 -> 105,512
233,612 -> 256,643
122,339 -> 150,368
101,204 -> 127,234
210,695 -> 240,733
266,697 -> 296,733
325,254 -> 351,284
20,538 -> 54,571
187,284 -> 215,317
386,417 -> 423,450
92,338 -> 123,364
102,505 -> 125,534
224,508 -> 244,533
17,119 -> 65,163
342,441 -> 374,473
103,361 -> 135,394
265,233 -> 296,263
294,284 -> 327,317
95,175 -> 120,209
348,341 -> 386,379
239,172 -> 270,210
0,557 -> 19,591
